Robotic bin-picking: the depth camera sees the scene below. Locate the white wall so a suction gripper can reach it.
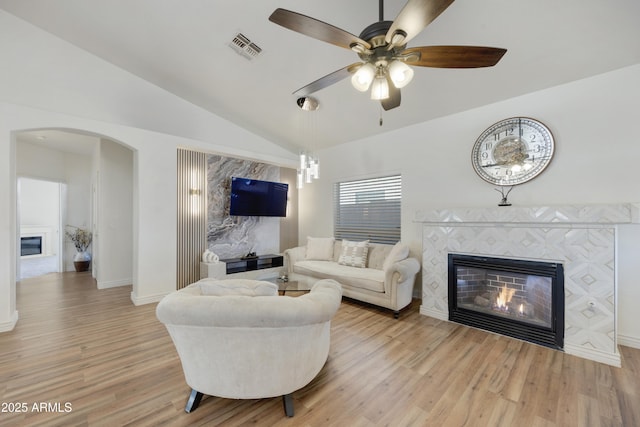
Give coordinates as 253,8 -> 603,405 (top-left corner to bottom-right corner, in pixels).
18,178 -> 60,258
97,139 -> 133,288
301,64 -> 640,347
0,10 -> 297,331
19,178 -> 58,228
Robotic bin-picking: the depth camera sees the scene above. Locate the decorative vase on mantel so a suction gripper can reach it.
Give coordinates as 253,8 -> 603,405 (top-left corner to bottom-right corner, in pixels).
73,251 -> 91,272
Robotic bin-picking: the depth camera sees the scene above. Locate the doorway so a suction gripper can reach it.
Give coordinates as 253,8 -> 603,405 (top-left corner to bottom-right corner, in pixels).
17,178 -> 66,280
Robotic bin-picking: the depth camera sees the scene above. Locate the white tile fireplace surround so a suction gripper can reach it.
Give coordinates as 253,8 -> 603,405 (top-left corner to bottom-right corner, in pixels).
415,204 -> 640,367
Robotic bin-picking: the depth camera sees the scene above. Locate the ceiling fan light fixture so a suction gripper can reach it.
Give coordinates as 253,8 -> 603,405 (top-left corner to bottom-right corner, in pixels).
388,60 -> 414,88
351,63 -> 376,92
370,75 -> 389,100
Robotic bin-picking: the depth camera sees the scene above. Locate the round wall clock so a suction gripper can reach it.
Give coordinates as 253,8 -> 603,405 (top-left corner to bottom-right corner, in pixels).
471,117 -> 555,186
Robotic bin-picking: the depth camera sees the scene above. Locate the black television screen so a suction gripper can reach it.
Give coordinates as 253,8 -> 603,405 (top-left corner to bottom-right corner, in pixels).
229,177 -> 288,217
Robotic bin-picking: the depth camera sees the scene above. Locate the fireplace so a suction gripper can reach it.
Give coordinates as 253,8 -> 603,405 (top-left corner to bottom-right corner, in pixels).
21,236 -> 43,256
448,253 -> 564,350
417,204 -> 637,366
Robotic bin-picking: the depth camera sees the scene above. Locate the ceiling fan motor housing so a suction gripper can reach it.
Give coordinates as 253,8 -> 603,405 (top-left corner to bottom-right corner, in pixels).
359,21 -> 393,46
356,21 -> 407,66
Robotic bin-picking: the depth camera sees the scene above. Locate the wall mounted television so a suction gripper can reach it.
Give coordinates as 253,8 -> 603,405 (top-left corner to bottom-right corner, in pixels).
229,177 -> 288,217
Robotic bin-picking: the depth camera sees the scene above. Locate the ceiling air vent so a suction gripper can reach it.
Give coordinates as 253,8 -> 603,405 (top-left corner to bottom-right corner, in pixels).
229,32 -> 262,60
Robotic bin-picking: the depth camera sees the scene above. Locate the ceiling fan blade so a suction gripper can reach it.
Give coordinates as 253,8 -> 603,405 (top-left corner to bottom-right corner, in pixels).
381,76 -> 401,111
386,0 -> 455,47
293,63 -> 363,96
401,46 -> 507,68
270,8 -> 371,51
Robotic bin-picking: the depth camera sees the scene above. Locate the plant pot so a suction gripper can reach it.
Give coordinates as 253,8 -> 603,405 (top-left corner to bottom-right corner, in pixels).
73,251 -> 91,272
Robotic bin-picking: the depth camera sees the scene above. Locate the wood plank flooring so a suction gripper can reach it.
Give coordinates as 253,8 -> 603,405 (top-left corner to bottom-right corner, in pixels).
1,272 -> 639,426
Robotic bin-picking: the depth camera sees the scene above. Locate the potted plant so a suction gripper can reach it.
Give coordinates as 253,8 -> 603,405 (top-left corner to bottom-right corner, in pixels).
66,226 -> 92,272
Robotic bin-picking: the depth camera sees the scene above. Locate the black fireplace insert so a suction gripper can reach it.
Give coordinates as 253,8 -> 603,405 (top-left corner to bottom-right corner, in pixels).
21,236 -> 42,256
448,253 -> 564,350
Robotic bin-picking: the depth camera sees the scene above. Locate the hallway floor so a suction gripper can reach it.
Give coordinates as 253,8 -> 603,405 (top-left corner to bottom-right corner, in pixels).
20,255 -> 58,279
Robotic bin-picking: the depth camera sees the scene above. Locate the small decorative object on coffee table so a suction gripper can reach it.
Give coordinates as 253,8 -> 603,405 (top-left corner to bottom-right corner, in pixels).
66,226 -> 92,272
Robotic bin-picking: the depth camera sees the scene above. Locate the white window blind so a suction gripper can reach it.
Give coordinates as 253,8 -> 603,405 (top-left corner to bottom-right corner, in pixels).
333,174 -> 401,244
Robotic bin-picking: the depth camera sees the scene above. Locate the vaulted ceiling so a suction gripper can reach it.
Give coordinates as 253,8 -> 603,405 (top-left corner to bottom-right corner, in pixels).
2,0 -> 639,154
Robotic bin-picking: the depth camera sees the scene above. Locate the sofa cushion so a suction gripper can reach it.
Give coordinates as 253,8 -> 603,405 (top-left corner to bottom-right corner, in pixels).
294,260 -> 385,293
306,236 -> 335,261
367,244 -> 392,270
198,279 -> 278,296
338,239 -> 369,268
382,242 -> 410,271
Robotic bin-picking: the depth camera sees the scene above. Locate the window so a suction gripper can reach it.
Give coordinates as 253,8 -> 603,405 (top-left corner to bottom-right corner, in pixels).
333,174 -> 401,244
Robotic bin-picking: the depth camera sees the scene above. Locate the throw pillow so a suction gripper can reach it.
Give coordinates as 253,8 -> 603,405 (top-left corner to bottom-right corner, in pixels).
199,279 -> 278,296
338,239 -> 370,268
382,242 -> 410,271
306,236 -> 335,260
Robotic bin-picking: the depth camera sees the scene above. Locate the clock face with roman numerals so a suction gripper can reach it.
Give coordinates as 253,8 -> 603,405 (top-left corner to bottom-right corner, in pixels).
471,117 -> 555,186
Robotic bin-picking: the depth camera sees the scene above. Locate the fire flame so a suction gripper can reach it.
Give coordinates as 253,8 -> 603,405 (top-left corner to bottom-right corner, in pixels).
496,284 -> 516,310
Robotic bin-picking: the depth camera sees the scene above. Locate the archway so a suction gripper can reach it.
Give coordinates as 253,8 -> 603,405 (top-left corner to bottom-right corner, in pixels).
14,128 -> 135,297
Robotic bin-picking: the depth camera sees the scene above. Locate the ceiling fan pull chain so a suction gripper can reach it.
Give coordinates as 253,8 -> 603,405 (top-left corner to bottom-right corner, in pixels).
379,106 -> 384,126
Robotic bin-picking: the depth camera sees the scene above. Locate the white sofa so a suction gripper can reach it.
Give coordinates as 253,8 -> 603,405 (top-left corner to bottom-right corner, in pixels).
284,238 -> 420,318
156,278 -> 343,417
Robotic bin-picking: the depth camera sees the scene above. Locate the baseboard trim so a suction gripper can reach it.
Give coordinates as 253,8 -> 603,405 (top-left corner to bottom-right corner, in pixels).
97,278 -> 132,289
0,311 -> 19,332
419,305 -> 448,321
618,333 -> 640,349
564,343 -> 621,367
130,291 -> 166,306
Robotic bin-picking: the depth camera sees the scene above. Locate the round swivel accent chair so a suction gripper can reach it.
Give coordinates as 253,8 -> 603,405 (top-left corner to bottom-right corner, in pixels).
156,278 -> 342,417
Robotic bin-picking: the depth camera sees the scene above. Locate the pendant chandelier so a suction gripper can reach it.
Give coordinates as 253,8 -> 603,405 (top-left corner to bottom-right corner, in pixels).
296,96 -> 320,189
297,152 -> 319,188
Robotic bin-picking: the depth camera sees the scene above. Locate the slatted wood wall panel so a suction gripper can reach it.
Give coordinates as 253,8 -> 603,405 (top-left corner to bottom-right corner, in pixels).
176,148 -> 207,289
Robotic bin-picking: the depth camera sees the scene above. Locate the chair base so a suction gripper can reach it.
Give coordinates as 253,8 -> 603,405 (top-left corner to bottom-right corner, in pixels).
184,389 -> 295,417
185,389 -> 203,413
283,393 -> 294,417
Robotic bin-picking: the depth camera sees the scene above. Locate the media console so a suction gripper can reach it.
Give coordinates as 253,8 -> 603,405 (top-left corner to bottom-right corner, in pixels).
200,254 -> 284,280
224,254 -> 283,274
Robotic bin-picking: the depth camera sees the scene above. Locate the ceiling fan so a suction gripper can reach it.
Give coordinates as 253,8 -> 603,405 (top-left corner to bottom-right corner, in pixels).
269,0 -> 507,110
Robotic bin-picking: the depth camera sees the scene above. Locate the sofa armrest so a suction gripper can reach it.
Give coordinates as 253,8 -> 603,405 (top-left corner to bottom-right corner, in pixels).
283,246 -> 306,273
385,257 -> 420,284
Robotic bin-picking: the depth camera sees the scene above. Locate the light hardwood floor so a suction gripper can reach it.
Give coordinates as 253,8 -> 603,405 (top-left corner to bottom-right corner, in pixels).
1,272 -> 639,426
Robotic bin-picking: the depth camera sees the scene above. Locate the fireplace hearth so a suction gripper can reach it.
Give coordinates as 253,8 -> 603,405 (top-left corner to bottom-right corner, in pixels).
448,253 -> 564,350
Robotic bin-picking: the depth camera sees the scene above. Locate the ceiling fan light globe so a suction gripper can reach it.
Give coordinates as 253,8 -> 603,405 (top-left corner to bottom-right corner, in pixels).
370,76 -> 389,100
351,63 -> 376,92
388,60 -> 414,88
